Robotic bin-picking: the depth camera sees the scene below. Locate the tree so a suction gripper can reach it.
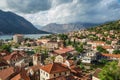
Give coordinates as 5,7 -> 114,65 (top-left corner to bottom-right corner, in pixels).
0,44 -> 11,52
75,43 -> 84,53
34,46 -> 42,53
113,50 -> 120,54
99,61 -> 120,80
97,46 -> 108,53
14,43 -> 19,48
58,34 -> 68,41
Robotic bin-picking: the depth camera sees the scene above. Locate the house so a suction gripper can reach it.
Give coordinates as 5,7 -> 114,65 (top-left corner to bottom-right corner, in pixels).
0,51 -> 10,57
87,41 -> 105,47
37,39 -> 50,44
93,46 -> 114,54
53,47 -> 75,58
92,68 -> 102,80
102,46 -> 114,54
80,51 -> 100,63
11,68 -> 30,80
101,53 -> 120,60
44,41 -> 61,50
54,55 -> 64,64
27,65 -> 41,80
13,34 -> 24,43
0,67 -> 30,80
0,67 -> 15,80
3,51 -> 30,66
33,54 -> 41,65
40,63 -> 70,80
0,59 -> 9,71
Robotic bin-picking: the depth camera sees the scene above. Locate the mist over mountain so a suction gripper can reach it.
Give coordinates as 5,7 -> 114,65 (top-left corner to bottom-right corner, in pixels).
0,10 -> 48,34
39,23 -> 99,33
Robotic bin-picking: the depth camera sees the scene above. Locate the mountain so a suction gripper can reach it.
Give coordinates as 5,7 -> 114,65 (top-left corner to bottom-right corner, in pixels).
40,23 -> 99,33
0,10 -> 49,34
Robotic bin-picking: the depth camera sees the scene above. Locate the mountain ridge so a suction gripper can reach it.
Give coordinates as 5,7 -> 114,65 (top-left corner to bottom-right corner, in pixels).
39,22 -> 99,33
0,10 -> 49,34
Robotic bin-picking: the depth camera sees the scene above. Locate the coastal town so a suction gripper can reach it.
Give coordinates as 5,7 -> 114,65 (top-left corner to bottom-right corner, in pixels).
0,22 -> 120,80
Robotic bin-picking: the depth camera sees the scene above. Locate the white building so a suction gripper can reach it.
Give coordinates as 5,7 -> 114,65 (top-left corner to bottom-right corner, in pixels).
13,34 -> 24,43
40,63 -> 70,80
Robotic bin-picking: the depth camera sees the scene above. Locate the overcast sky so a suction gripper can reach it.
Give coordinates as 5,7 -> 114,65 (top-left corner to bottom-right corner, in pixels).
0,0 -> 120,26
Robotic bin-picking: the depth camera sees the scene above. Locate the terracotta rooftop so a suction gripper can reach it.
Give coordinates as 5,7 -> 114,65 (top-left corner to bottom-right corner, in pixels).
0,59 -> 9,67
3,51 -> 25,61
11,68 -> 30,80
102,54 -> 120,58
0,51 -> 10,57
89,41 -> 105,44
54,47 -> 74,55
41,63 -> 70,74
103,46 -> 113,49
0,67 -> 15,80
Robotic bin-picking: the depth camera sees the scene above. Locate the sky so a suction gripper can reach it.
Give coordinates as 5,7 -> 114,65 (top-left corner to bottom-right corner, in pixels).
0,0 -> 120,26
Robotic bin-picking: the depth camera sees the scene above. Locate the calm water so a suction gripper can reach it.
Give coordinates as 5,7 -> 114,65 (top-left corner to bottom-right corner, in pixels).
0,34 -> 50,40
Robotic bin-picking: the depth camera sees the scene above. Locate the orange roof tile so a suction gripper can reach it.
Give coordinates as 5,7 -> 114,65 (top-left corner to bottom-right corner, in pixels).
41,63 -> 70,74
103,46 -> 113,49
0,67 -> 15,80
11,68 -> 30,80
102,54 -> 120,58
3,51 -> 24,61
54,47 -> 74,55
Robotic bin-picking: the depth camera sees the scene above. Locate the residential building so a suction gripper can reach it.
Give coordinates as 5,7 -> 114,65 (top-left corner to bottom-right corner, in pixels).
27,65 -> 41,80
54,55 -> 64,63
80,51 -> 100,63
40,63 -> 70,80
101,53 -> 120,60
53,47 -> 75,58
33,54 -> 41,65
0,59 -> 9,71
13,34 -> 24,43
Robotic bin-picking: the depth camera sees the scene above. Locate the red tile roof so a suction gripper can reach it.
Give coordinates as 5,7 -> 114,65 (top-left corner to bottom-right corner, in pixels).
41,63 -> 70,74
11,68 -> 30,80
103,46 -> 113,49
102,54 -> 120,58
3,51 -> 25,61
54,47 -> 74,55
0,67 -> 15,80
0,60 -> 9,67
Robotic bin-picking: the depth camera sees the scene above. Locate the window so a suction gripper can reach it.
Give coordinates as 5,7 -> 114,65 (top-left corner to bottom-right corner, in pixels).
46,73 -> 48,77
65,72 -> 66,75
59,73 -> 61,76
54,74 -> 56,77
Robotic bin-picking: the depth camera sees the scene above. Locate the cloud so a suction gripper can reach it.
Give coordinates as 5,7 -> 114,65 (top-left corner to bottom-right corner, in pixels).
0,0 -> 120,26
7,0 -> 51,13
0,0 -> 8,10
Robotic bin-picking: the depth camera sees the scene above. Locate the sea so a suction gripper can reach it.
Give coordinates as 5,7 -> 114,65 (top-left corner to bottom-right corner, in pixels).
0,34 -> 50,40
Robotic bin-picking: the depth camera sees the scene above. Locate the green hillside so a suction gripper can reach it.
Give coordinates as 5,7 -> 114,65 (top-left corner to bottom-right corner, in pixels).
89,20 -> 120,33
